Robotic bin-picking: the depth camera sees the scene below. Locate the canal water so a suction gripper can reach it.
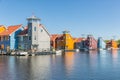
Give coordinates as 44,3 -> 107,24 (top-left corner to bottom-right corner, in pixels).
0,50 -> 120,80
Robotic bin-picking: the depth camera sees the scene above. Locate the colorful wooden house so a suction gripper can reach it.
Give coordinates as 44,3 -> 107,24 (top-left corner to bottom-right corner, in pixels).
18,16 -> 50,52
50,34 -> 61,50
55,34 -> 64,50
56,31 -> 75,50
0,24 -> 22,51
74,38 -> 84,49
18,27 -> 28,50
63,31 -> 75,50
97,37 -> 106,50
0,25 -> 6,33
85,35 -> 97,50
106,39 -> 118,49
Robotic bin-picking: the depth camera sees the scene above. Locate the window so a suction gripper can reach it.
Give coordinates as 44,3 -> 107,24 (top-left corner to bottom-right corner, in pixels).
34,27 -> 36,31
34,36 -> 36,40
21,36 -> 23,41
41,29 -> 43,32
29,36 -> 31,40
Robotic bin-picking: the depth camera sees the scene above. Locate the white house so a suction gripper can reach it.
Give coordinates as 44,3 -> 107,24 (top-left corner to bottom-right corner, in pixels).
18,16 -> 50,52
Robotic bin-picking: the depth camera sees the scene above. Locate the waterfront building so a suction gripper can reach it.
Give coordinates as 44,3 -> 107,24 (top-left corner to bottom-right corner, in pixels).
18,27 -> 28,50
0,25 -> 6,33
55,34 -> 64,50
56,31 -> 75,50
97,37 -> 106,50
106,39 -> 118,49
0,24 -> 22,52
18,16 -> 50,52
74,38 -> 84,49
50,34 -> 61,50
85,35 -> 97,50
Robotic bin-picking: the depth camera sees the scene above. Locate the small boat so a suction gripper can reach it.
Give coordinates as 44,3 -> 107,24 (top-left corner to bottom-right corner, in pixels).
75,49 -> 79,52
18,51 -> 28,56
98,48 -> 106,51
55,50 -> 62,55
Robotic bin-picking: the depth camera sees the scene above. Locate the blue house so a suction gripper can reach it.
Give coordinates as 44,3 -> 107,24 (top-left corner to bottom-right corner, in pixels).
97,37 -> 106,50
0,24 -> 23,52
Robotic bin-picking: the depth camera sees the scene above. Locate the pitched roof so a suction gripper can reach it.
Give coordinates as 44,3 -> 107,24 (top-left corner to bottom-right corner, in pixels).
39,24 -> 50,37
0,25 -> 4,27
18,27 -> 28,35
18,24 -> 50,37
0,24 -> 22,36
50,34 -> 61,41
74,38 -> 83,42
56,35 -> 64,40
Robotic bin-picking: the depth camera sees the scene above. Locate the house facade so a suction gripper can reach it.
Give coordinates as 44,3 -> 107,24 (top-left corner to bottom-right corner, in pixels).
85,35 -> 97,50
55,31 -> 75,50
97,37 -> 106,49
106,39 -> 118,49
18,16 -> 50,52
74,38 -> 85,49
18,27 -> 28,50
0,24 -> 22,52
50,34 -> 61,50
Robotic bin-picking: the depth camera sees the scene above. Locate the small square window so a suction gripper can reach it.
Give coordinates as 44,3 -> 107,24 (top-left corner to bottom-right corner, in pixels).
41,29 -> 43,32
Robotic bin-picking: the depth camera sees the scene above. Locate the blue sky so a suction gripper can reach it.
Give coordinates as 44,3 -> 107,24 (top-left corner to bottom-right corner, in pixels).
0,0 -> 120,40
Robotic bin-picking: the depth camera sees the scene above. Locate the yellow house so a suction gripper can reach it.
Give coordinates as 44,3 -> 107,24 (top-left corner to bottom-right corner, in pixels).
0,25 -> 6,33
56,31 -> 75,50
63,31 -> 74,50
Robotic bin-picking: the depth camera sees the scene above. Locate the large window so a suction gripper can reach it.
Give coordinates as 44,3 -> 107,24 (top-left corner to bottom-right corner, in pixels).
34,27 -> 36,31
34,36 -> 36,40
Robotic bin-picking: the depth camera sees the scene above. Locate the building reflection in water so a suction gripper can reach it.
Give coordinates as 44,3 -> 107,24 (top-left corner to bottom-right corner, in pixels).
0,56 -> 11,80
111,49 -> 118,59
7,56 -> 51,80
87,50 -> 98,69
63,52 -> 74,75
111,49 -> 119,68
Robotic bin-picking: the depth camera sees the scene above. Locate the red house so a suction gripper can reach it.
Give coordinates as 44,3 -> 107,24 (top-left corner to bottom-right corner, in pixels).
85,35 -> 97,50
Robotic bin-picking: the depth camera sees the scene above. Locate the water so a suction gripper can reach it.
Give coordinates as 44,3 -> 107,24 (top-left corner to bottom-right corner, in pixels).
0,50 -> 120,80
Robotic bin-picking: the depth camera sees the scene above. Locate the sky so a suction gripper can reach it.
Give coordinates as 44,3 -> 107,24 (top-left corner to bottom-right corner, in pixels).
0,0 -> 120,40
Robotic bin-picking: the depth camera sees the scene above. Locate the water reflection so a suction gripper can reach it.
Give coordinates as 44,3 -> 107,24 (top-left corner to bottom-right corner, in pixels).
0,50 -> 120,80
111,49 -> 118,59
3,56 -> 52,80
110,49 -> 119,68
63,52 -> 74,75
87,50 -> 99,71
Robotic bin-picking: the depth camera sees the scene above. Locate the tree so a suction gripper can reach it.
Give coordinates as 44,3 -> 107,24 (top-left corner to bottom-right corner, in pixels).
104,40 -> 109,43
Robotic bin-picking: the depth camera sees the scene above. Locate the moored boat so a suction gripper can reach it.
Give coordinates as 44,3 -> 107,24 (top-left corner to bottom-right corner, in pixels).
55,50 -> 62,55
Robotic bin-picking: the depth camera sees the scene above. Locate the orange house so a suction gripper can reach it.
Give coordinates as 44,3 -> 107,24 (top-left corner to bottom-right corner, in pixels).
106,39 -> 118,49
56,31 -> 75,50
50,34 -> 61,50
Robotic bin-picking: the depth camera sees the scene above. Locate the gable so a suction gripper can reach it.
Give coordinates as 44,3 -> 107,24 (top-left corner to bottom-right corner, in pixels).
39,24 -> 50,38
0,24 -> 22,36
